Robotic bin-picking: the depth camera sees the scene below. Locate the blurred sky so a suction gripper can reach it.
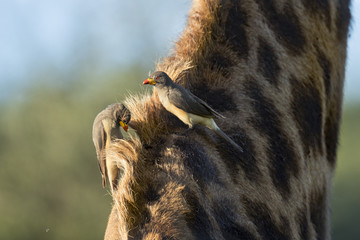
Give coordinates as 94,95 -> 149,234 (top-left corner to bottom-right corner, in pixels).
0,0 -> 359,103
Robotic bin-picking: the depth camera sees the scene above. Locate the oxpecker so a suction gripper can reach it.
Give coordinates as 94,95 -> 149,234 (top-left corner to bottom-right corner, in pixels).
92,103 -> 131,192
143,71 -> 243,152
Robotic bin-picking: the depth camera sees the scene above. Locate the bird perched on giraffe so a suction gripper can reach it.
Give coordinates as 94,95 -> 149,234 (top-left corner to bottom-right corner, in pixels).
92,103 -> 131,193
143,71 -> 243,152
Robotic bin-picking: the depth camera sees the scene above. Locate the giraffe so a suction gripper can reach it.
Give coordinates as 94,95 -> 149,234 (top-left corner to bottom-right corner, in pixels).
101,0 -> 351,239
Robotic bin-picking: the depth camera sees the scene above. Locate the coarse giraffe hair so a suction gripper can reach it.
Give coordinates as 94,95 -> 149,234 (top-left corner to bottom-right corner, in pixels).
102,0 -> 351,239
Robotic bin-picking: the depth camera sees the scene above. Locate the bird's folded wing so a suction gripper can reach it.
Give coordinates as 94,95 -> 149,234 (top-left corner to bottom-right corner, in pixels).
190,93 -> 225,119
93,122 -> 107,186
168,86 -> 224,118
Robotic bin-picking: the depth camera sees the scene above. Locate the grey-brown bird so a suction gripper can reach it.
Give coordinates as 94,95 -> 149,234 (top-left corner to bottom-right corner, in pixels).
143,71 -> 243,152
92,103 -> 131,192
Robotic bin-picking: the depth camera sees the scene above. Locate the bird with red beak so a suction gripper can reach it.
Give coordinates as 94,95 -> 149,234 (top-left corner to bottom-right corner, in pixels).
143,71 -> 243,152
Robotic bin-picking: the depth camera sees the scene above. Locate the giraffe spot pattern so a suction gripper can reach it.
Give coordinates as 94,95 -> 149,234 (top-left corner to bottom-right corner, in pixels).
257,38 -> 281,86
297,207 -> 310,240
255,0 -> 306,55
191,84 -> 238,113
244,198 -> 291,240
216,126 -> 261,183
208,50 -> 234,77
174,136 -> 222,188
225,3 -> 249,59
291,77 -> 323,154
213,198 -> 257,240
183,188 -> 214,240
244,80 -> 298,198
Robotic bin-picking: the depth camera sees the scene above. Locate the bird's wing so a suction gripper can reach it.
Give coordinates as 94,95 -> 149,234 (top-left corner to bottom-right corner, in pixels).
168,85 -> 224,119
189,92 -> 225,119
93,122 -> 107,187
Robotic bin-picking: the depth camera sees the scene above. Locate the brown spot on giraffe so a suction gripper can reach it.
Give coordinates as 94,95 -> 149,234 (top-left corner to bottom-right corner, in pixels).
244,79 -> 298,197
216,125 -> 261,183
257,37 -> 281,86
255,0 -> 306,55
297,206 -> 310,240
224,2 -> 249,59
291,77 -> 323,155
243,198 -> 290,240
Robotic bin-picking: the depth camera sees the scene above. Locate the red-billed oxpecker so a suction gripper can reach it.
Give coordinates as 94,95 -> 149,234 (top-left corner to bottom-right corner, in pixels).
143,71 -> 243,152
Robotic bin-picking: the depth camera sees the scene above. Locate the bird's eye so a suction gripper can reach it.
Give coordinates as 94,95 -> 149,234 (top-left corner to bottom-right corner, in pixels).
156,76 -> 159,80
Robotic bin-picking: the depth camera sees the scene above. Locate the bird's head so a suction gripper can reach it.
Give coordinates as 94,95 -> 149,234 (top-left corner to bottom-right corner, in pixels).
143,71 -> 172,86
111,103 -> 131,132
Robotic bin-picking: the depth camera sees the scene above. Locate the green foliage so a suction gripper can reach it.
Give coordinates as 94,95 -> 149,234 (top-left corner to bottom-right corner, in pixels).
0,68 -> 358,239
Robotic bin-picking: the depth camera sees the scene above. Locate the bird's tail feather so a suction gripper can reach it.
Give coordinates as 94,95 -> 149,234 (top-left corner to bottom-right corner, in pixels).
214,128 -> 243,152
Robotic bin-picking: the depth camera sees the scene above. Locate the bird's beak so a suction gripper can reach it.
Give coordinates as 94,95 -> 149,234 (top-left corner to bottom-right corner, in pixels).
119,121 -> 128,132
143,78 -> 156,85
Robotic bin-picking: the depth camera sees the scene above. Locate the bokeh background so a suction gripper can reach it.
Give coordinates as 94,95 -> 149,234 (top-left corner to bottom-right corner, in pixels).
0,1 -> 359,239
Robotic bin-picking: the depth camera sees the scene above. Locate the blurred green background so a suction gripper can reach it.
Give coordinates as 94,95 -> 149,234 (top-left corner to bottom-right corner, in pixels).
0,1 -> 359,239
